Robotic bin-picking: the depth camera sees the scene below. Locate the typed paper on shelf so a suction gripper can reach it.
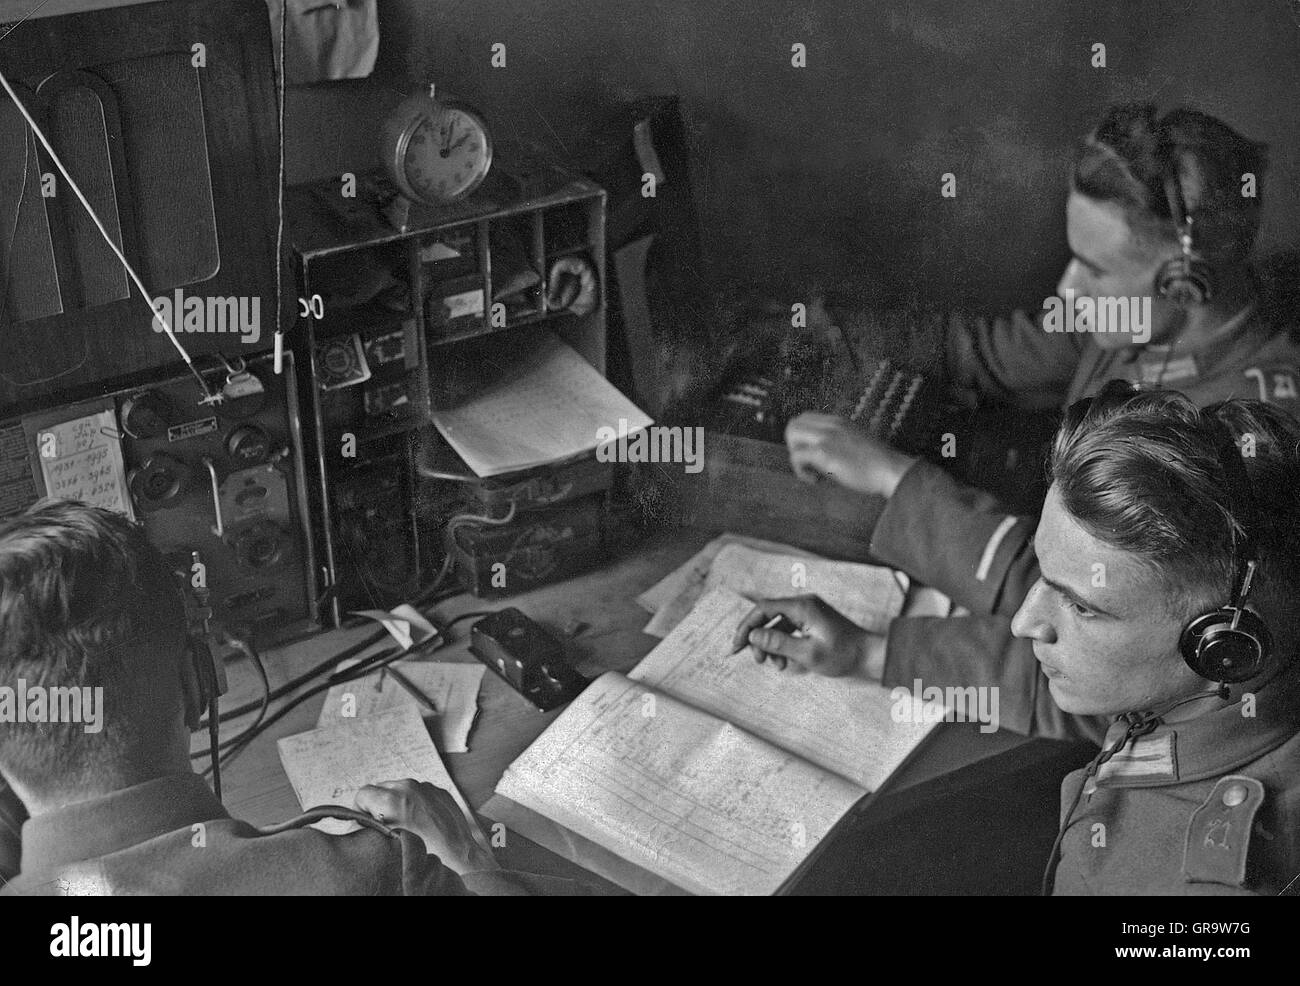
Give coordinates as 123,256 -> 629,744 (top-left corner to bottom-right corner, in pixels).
429,333 -> 652,477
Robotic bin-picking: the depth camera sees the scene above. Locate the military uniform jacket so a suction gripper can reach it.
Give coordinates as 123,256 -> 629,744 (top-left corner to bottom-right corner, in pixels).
1,773 -> 589,896
879,622 -> 1300,894
864,305 -> 1300,894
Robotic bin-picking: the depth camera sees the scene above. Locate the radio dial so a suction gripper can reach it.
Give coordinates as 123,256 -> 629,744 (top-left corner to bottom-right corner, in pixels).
128,453 -> 191,510
226,425 -> 271,466
233,520 -> 286,570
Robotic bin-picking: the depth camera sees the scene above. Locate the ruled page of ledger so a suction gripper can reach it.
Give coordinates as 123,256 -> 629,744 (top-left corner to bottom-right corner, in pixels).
496,673 -> 864,896
631,588 -> 939,792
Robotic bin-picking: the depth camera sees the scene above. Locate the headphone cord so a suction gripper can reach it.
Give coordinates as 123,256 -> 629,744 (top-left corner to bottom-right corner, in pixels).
196,583 -> 463,728
256,806 -> 397,839
1153,330 -> 1178,390
207,694 -> 222,802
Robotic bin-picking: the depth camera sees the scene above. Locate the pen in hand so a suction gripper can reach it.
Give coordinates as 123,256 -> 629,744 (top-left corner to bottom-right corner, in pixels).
731,613 -> 802,670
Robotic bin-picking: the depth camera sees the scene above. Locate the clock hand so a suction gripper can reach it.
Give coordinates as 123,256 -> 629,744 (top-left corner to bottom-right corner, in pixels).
441,118 -> 457,157
447,132 -> 473,153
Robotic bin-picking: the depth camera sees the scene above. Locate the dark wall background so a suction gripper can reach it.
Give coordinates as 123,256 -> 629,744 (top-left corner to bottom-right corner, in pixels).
287,0 -> 1300,315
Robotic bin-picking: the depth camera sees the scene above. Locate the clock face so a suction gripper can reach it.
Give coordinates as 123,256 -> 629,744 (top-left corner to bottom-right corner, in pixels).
403,106 -> 491,203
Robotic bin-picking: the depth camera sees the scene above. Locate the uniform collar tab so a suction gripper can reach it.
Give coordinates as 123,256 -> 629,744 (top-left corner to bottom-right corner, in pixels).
1096,672 -> 1300,788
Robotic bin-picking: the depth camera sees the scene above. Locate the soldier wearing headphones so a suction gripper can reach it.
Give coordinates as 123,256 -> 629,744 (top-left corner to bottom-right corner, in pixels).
738,383 -> 1300,893
786,102 -> 1300,702
0,501 -> 587,895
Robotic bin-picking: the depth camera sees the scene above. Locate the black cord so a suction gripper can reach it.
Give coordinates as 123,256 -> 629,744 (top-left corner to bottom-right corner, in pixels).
194,585 -> 473,776
192,645 -> 395,770
204,636 -> 271,762
206,646 -> 413,775
193,642 -> 402,764
199,584 -> 463,726
207,695 -> 222,802
204,627 -> 453,774
444,609 -> 492,631
256,805 -> 397,838
200,630 -> 388,727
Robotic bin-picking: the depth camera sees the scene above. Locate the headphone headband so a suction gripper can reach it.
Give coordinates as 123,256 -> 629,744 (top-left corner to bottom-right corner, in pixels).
1207,414 -> 1261,588
1156,135 -> 1216,304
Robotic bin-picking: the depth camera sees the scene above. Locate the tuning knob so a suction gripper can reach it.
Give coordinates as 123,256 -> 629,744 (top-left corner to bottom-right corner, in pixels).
128,453 -> 192,510
232,520 -> 286,570
226,425 -> 271,466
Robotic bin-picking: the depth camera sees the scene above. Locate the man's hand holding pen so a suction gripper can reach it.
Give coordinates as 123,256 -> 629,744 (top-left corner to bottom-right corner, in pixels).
731,595 -> 888,680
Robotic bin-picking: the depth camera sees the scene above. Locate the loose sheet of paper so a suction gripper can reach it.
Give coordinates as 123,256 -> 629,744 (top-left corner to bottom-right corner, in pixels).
31,407 -> 133,519
635,533 -> 818,615
495,672 -> 865,896
429,333 -> 653,477
278,704 -> 486,845
631,587 -> 943,791
316,661 -> 485,753
350,604 -> 440,651
643,541 -> 906,638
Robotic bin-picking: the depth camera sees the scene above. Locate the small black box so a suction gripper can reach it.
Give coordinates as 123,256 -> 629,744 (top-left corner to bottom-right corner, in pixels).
469,608 -> 587,711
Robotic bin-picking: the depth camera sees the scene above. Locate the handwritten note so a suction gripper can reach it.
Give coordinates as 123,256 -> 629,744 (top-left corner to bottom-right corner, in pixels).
632,587 -> 942,792
635,534 -> 817,615
34,409 -> 133,519
316,661 -> 485,753
278,704 -> 487,846
641,540 -> 906,638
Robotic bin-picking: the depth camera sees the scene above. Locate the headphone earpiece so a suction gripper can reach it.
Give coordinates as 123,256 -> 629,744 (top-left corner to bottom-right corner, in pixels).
182,636 -> 223,732
1177,422 -> 1272,684
1155,241 -> 1215,306
1179,605 -> 1271,684
173,565 -> 228,733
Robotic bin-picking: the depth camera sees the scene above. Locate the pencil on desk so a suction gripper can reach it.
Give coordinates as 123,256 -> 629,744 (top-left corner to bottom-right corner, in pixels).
386,665 -> 439,715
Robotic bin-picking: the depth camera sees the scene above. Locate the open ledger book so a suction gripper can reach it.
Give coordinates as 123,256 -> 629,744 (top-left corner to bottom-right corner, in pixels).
485,587 -> 945,895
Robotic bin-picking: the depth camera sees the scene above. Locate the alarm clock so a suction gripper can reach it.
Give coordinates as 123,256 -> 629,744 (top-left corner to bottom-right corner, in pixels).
379,84 -> 493,230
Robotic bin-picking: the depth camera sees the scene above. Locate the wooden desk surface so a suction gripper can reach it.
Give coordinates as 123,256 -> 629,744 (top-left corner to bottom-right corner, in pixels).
207,530 -> 1026,889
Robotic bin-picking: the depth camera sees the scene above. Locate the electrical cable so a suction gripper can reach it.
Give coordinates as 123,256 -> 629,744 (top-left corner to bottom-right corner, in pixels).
206,645 -> 414,774
207,695 -> 222,800
193,578 -> 470,775
202,634 -> 270,763
191,639 -> 404,763
197,584 -> 462,727
197,608 -> 458,770
272,0 -> 288,373
256,806 -> 396,838
197,629 -> 387,728
444,609 -> 492,632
